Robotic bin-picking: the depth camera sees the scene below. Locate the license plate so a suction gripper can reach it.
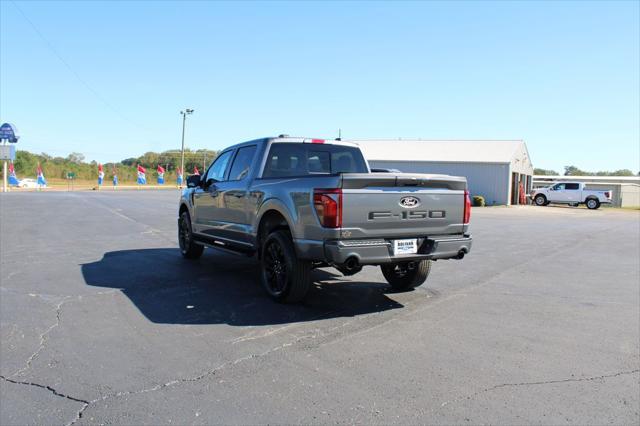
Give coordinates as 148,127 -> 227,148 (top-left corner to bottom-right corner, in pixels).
393,239 -> 418,255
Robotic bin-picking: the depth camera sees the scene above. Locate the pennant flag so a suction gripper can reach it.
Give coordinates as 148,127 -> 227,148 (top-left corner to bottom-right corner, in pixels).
137,165 -> 147,185
98,163 -> 104,185
176,167 -> 183,186
157,165 -> 165,185
37,164 -> 47,186
112,166 -> 118,186
193,166 -> 200,176
8,162 -> 19,186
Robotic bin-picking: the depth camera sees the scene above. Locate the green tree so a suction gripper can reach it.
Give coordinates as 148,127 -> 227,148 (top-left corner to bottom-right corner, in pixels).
595,169 -> 635,176
121,157 -> 137,166
66,152 -> 85,164
534,168 -> 559,176
564,165 -> 592,176
12,148 -> 220,182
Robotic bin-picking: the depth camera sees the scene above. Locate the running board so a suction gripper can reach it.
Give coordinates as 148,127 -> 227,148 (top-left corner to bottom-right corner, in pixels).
193,234 -> 256,257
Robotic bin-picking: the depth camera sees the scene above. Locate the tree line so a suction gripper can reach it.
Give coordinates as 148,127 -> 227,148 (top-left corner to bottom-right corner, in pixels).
534,166 -> 638,177
12,149 -> 219,182
12,149 -> 637,181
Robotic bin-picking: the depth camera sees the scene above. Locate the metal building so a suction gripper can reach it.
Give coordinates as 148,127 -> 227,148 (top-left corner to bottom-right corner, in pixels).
350,139 -> 534,206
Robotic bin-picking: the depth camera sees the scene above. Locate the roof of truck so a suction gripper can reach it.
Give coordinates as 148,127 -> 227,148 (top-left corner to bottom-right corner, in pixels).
220,136 -> 359,152
268,136 -> 359,147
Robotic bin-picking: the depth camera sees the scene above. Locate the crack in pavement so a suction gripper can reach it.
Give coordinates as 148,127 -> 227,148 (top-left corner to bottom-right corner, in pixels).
439,369 -> 640,409
488,369 -> 640,390
8,296 -> 72,379
0,375 -> 89,425
67,305 -> 421,422
6,290 -> 120,380
228,309 -> 340,344
68,330 -> 327,423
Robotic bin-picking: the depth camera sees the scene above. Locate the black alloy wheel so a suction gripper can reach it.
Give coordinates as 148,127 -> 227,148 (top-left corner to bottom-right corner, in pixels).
260,230 -> 311,303
263,237 -> 288,295
178,211 -> 204,259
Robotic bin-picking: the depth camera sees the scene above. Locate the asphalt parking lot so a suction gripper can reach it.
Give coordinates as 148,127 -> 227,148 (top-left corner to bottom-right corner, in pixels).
1,191 -> 638,425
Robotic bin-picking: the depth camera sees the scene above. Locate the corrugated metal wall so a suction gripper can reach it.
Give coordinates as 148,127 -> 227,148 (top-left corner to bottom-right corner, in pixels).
368,160 -> 511,205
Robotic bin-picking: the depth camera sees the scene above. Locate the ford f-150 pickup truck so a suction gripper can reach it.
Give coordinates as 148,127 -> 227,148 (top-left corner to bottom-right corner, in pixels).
531,182 -> 612,209
178,136 -> 472,302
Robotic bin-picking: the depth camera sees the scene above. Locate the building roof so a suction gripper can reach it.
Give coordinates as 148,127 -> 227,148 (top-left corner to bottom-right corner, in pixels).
533,175 -> 640,183
349,139 -> 528,164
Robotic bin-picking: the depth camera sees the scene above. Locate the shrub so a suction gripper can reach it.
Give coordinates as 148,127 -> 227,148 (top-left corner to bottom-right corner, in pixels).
472,195 -> 486,207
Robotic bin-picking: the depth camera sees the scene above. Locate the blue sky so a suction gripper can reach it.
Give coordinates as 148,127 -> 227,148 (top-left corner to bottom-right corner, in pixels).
1,0 -> 638,172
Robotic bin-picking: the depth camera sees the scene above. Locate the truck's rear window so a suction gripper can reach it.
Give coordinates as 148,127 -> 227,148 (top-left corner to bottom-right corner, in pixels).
262,143 -> 368,178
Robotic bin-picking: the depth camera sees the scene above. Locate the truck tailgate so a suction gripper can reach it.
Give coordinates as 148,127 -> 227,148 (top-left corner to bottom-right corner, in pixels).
340,173 -> 466,238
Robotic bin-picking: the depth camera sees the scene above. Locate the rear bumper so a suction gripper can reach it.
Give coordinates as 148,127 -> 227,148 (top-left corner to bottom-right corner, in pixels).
295,235 -> 472,265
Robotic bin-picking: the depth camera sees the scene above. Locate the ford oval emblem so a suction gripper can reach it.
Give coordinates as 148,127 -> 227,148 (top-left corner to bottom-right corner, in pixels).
399,196 -> 420,208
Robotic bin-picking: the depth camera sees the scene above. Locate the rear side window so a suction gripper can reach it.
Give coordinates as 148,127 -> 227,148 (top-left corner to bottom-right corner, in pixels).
262,143 -> 368,178
228,146 -> 257,181
565,183 -> 580,190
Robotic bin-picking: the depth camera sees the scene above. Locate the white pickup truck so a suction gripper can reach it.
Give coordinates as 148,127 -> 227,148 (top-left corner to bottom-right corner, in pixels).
531,182 -> 612,209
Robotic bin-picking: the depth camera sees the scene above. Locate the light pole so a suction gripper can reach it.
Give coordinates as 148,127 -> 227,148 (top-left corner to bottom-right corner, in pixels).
180,108 -> 194,185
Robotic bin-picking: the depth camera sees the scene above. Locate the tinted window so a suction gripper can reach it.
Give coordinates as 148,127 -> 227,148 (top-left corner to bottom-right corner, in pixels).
228,146 -> 257,181
263,143 -> 368,178
308,151 -> 330,173
565,183 -> 580,190
205,150 -> 233,182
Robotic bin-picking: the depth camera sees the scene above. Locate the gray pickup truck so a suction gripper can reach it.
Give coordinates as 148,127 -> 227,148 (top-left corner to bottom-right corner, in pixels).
178,136 -> 472,302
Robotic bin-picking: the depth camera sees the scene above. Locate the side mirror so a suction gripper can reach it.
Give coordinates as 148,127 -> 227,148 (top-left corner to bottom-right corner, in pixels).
186,174 -> 201,188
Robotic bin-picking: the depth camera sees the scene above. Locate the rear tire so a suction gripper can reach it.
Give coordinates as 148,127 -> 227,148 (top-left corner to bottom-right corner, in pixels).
381,260 -> 431,291
534,194 -> 547,206
586,198 -> 600,210
261,230 -> 311,303
178,211 -> 204,259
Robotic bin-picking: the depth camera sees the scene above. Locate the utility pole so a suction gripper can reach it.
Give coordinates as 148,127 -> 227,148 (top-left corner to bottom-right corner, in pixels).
2,157 -> 6,193
179,108 -> 194,186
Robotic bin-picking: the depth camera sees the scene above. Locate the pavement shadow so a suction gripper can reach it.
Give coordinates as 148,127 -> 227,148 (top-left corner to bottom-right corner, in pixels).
81,248 -> 403,326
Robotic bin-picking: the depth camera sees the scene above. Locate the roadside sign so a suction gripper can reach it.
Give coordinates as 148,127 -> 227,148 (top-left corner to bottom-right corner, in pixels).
0,123 -> 19,143
0,145 -> 15,161
66,172 -> 76,191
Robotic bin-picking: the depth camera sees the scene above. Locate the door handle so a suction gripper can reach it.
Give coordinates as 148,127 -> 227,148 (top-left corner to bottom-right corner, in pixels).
228,190 -> 246,198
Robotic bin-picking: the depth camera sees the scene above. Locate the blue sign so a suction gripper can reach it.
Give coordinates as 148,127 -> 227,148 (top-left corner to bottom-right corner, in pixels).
0,123 -> 19,143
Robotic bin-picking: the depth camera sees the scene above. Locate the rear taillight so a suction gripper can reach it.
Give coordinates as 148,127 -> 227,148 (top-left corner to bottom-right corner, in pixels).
463,190 -> 471,224
605,191 -> 611,199
313,188 -> 342,228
